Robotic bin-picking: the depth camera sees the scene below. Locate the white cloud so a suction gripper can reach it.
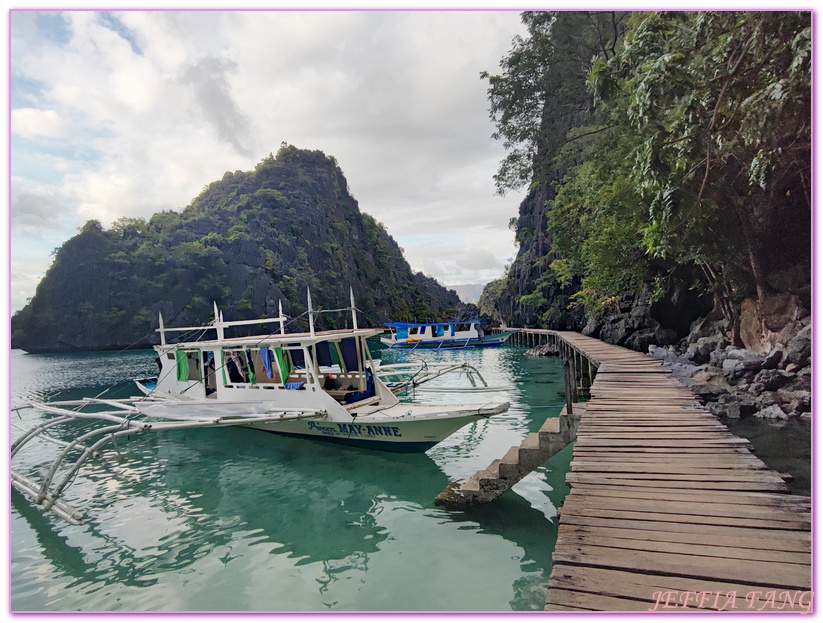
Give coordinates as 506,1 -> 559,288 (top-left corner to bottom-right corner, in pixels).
10,176 -> 74,235
10,9 -> 529,312
10,256 -> 54,312
11,108 -> 65,138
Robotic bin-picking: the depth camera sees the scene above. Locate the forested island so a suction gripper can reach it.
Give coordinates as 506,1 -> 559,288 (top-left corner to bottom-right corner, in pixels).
11,145 -> 460,352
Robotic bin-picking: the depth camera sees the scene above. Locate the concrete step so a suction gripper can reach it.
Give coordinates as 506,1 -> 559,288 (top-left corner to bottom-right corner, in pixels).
519,433 -> 548,470
461,474 -> 481,493
498,446 -> 524,480
435,403 -> 587,508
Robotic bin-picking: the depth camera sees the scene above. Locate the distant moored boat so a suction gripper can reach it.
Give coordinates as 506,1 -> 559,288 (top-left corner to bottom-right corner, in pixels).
380,320 -> 519,350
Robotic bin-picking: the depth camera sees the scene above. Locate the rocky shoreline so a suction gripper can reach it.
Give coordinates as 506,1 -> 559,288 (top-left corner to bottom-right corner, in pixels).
526,319 -> 811,423
649,325 -> 811,422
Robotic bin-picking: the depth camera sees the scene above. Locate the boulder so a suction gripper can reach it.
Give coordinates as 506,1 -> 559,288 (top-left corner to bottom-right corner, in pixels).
751,369 -> 794,392
692,369 -> 727,385
687,336 -> 728,364
721,358 -> 744,380
686,306 -> 728,344
707,401 -> 726,417
737,297 -> 769,352
717,392 -> 757,419
581,320 -> 601,338
760,292 -> 803,332
753,404 -> 789,420
691,382 -> 730,399
710,346 -> 733,368
781,391 -> 812,417
762,348 -> 784,370
754,391 -> 779,412
525,343 -> 557,357
786,325 -> 811,367
599,318 -> 629,346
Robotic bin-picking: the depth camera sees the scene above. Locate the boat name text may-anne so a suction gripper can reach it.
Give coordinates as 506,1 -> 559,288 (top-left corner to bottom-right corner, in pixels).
307,421 -> 402,438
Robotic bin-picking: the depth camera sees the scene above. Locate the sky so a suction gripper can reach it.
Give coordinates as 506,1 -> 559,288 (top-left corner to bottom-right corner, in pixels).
8,9 -> 531,313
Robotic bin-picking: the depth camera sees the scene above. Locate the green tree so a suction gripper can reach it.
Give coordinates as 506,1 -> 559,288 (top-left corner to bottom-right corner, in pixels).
482,11 -> 630,327
591,11 -> 811,315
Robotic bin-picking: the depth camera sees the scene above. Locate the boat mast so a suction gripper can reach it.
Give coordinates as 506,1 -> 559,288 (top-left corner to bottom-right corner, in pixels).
307,287 -> 315,338
158,312 -> 166,346
350,286 -> 358,331
213,302 -> 225,342
278,300 -> 285,335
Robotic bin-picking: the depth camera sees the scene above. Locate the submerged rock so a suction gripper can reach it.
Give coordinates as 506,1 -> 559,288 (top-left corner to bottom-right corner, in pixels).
525,343 -> 558,357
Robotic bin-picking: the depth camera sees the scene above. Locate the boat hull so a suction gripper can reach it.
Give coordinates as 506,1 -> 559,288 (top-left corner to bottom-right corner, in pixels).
380,330 -> 519,350
133,399 -> 508,453
243,408 -> 493,452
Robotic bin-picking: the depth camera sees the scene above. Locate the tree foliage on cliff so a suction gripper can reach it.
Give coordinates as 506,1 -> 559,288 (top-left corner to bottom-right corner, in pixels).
482,11 -> 631,326
11,145 -> 459,352
487,11 -> 811,328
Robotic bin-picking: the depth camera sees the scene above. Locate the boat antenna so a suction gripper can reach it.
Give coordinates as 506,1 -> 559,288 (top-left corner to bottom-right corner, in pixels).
158,312 -> 166,346
350,286 -> 358,331
278,300 -> 286,335
307,287 -> 315,337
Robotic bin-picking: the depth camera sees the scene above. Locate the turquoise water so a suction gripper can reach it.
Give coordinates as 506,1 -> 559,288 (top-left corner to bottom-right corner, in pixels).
10,343 -> 574,612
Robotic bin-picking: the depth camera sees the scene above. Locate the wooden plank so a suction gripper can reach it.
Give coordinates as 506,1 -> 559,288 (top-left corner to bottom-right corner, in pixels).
548,565 -> 813,612
552,544 -> 811,589
556,529 -> 811,564
558,513 -> 811,542
570,458 -> 767,468
561,495 -> 809,523
574,439 -> 752,447
558,525 -> 810,556
572,448 -> 755,457
568,462 -> 769,473
560,502 -> 808,531
566,470 -> 783,483
545,588 -> 658,611
566,475 -> 788,492
562,484 -> 810,509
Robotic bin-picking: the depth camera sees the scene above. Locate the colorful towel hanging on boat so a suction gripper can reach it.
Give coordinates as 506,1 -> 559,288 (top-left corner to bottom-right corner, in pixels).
175,351 -> 189,382
274,347 -> 291,381
260,346 -> 273,379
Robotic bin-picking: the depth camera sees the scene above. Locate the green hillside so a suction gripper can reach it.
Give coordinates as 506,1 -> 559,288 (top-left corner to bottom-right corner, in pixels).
11,145 -> 459,352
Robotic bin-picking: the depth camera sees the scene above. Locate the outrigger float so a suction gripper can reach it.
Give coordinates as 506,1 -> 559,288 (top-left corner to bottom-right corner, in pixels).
11,289 -> 510,524
381,320 -> 519,349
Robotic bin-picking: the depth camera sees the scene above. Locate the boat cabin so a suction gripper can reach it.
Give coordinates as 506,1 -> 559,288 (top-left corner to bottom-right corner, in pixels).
146,301 -> 397,412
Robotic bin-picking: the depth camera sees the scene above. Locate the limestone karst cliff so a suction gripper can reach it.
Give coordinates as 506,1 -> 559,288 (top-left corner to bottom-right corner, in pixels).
11,145 -> 459,352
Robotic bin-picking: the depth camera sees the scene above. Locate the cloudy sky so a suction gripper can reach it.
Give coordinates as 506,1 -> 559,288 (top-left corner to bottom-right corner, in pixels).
9,10 -> 530,312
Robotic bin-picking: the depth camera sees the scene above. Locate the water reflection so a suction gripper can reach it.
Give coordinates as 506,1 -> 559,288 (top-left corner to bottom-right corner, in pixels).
11,344 -> 572,611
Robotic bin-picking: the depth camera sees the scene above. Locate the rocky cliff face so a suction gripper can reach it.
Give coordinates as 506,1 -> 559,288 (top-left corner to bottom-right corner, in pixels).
484,184 -> 584,330
11,146 -> 459,353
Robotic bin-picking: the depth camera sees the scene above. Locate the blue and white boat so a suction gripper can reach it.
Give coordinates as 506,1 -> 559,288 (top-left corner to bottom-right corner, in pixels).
380,320 -> 519,350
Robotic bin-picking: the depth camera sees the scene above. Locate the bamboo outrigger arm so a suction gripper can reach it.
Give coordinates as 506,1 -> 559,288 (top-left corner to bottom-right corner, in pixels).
11,400 -> 329,525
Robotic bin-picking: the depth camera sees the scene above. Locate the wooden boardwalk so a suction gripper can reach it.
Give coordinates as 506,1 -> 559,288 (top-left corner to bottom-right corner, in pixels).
540,331 -> 812,612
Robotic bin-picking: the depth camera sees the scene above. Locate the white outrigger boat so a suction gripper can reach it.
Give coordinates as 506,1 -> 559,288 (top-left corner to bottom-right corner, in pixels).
381,320 -> 519,349
131,295 -> 509,452
11,290 -> 509,523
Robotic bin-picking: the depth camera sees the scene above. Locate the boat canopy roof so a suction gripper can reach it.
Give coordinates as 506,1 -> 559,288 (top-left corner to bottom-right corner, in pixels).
161,327 -> 384,351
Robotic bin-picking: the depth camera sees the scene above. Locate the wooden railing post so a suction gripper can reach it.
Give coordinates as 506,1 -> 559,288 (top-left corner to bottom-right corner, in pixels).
563,358 -> 573,415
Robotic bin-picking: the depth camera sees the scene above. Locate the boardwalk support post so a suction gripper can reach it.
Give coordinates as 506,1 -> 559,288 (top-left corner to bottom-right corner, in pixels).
563,359 -> 573,416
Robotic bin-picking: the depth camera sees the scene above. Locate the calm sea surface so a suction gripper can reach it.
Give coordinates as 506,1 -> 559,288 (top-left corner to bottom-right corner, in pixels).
10,342 -> 810,612
10,343 -> 574,612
